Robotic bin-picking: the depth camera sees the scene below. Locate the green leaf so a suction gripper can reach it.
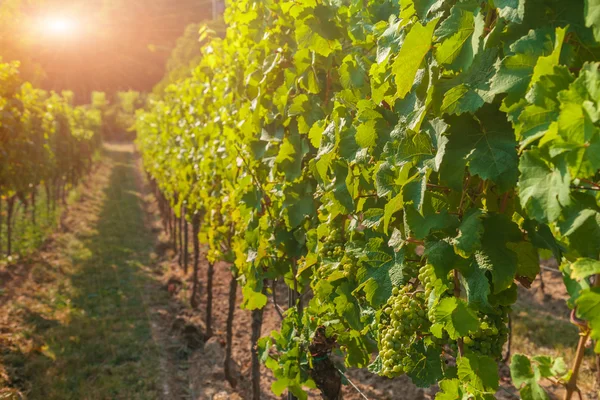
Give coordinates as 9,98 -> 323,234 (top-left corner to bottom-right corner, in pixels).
510,354 -> 556,400
520,381 -> 551,400
518,149 -> 570,223
407,341 -> 443,387
283,182 -> 315,228
334,282 -> 362,331
392,19 -> 439,100
515,105 -> 558,148
340,54 -> 367,90
576,288 -> 600,343
242,286 -> 268,310
356,120 -> 377,149
558,200 -> 600,258
384,192 -> 404,234
488,29 -> 554,104
584,0 -> 600,41
375,162 -> 396,197
460,260 -> 492,311
414,0 -> 445,20
425,238 -> 457,276
376,17 -> 403,64
405,206 -> 459,239
295,20 -> 341,57
562,263 -> 591,308
510,354 -> 535,387
495,0 -> 525,24
507,241 -> 540,280
355,239 -> 405,307
435,5 -> 484,71
532,355 -> 567,378
453,208 -> 484,258
271,378 -> 290,396
441,106 -> 518,191
308,120 -> 326,148
474,213 -> 522,293
523,220 -> 562,260
440,49 -> 498,115
457,353 -> 499,391
530,27 -> 567,88
434,297 -> 479,339
570,258 -> 600,280
435,379 -> 463,400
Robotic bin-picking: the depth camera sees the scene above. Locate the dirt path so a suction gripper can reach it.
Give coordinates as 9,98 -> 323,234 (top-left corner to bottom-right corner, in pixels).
0,143 -> 189,400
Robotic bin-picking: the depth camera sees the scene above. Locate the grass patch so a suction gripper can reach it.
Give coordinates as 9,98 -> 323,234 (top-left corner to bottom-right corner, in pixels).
0,146 -> 168,399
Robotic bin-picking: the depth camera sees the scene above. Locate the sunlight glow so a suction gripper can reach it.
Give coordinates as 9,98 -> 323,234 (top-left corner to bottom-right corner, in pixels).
42,16 -> 78,36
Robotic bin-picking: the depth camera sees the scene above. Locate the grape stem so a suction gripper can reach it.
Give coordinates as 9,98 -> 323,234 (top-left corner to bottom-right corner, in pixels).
564,273 -> 599,400
581,178 -> 600,189
563,329 -> 589,400
457,175 -> 471,218
271,279 -> 284,320
406,237 -> 424,245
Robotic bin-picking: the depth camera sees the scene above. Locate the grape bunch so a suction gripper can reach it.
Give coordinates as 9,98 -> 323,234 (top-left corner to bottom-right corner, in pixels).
464,310 -> 510,359
378,286 -> 430,377
319,228 -> 344,261
340,257 -> 358,279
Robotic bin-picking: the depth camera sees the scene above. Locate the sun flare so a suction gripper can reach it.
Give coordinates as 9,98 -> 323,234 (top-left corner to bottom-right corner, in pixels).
42,16 -> 78,36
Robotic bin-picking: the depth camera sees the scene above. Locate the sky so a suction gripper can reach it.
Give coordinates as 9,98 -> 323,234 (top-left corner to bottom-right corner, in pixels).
0,0 -> 215,101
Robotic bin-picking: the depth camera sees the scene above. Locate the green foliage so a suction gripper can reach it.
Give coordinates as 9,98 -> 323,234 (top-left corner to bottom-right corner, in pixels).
136,0 -> 600,397
0,61 -> 102,202
510,354 -> 567,399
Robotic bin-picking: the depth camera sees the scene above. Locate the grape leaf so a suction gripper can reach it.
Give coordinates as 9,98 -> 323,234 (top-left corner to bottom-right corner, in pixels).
584,0 -> 600,41
457,353 -> 499,391
510,354 -> 535,387
441,106 -> 518,191
507,241 -> 540,280
453,208 -> 484,258
407,341 -> 444,387
405,206 -> 459,239
414,0 -> 445,20
435,379 -> 464,400
434,297 -> 479,339
440,49 -> 498,115
518,149 -> 570,223
576,288 -> 600,344
460,259 -> 492,311
392,19 -> 439,100
435,5 -> 484,71
488,28 -> 554,104
569,258 -> 600,280
355,238 -> 405,307
242,286 -> 268,310
383,192 -> 403,234
495,0 -> 525,23
474,213 -> 522,293
558,198 -> 600,258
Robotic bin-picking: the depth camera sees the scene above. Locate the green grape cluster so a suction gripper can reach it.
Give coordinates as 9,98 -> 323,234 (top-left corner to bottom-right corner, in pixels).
378,286 -> 430,377
464,311 -> 510,359
319,228 -> 344,261
340,257 -> 358,279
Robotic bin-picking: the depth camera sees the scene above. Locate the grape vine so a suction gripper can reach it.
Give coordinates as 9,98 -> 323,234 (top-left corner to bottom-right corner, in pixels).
0,61 -> 103,256
136,1 -> 600,399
